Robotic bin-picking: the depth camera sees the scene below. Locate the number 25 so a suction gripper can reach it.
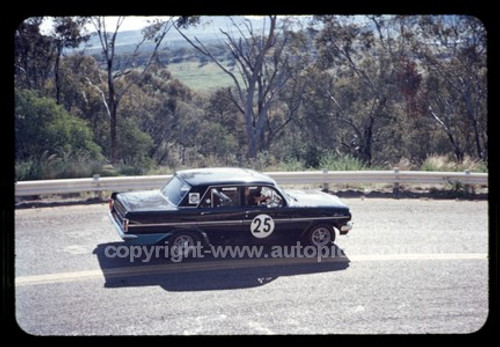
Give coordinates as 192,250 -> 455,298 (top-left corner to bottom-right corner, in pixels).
253,217 -> 271,233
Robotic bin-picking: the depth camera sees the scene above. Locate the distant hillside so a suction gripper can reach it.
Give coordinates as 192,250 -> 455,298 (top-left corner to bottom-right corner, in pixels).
81,16 -> 268,54
78,16 -> 275,91
78,16 -> 310,92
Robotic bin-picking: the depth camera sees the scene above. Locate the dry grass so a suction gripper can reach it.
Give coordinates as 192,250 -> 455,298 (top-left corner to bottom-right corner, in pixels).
421,154 -> 487,173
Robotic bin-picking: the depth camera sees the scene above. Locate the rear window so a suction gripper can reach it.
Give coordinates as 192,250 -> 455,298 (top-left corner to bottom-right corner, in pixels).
160,176 -> 191,206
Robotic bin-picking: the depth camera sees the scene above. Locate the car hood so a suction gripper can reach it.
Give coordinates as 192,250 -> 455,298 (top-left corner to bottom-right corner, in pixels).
285,189 -> 349,209
116,190 -> 177,212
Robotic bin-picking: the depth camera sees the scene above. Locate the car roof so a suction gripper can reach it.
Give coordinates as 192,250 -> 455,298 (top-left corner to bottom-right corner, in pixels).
176,167 -> 277,187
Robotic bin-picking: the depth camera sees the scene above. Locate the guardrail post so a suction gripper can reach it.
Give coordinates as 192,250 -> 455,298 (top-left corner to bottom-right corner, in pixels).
322,168 -> 329,192
393,167 -> 400,198
93,174 -> 101,199
464,170 -> 473,196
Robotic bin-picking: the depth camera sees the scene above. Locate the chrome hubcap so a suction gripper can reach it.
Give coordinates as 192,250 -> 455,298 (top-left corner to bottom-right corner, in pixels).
311,227 -> 331,246
174,235 -> 194,248
171,234 -> 195,256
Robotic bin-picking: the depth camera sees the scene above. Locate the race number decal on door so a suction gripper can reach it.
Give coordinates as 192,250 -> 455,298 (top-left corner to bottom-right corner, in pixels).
250,214 -> 275,238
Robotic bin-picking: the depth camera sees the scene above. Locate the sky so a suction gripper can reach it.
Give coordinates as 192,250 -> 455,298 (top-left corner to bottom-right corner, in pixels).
39,16 -> 155,34
39,16 -> 265,34
95,16 -> 173,31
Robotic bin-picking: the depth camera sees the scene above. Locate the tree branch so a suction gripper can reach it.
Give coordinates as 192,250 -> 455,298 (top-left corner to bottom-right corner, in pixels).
85,77 -> 111,119
116,19 -> 175,103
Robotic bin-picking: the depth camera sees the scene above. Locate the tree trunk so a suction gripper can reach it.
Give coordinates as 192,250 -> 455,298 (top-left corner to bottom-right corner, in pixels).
361,115 -> 374,166
244,79 -> 258,159
471,117 -> 483,160
463,87 -> 484,160
110,105 -> 117,165
107,58 -> 117,165
247,130 -> 258,159
449,134 -> 464,162
55,45 -> 62,105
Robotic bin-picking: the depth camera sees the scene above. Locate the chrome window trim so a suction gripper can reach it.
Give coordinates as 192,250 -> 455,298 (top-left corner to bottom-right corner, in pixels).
196,183 -> 287,209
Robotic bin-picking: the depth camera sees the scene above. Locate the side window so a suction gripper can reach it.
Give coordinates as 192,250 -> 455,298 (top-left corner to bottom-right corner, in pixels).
200,187 -> 241,208
244,186 -> 285,208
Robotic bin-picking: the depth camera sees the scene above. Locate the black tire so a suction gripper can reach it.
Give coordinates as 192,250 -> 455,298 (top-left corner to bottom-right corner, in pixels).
169,232 -> 198,260
307,225 -> 335,247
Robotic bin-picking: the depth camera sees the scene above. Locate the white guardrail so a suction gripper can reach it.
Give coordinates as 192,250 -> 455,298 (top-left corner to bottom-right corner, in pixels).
14,169 -> 488,197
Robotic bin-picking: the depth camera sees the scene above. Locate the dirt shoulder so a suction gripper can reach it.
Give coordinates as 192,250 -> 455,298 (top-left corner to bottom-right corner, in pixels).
334,185 -> 488,200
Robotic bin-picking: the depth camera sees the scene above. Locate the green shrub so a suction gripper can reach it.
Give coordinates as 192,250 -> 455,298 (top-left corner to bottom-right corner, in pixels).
15,88 -> 104,180
115,117 -> 154,170
116,165 -> 146,176
281,157 -> 307,171
15,160 -> 37,181
15,151 -> 106,181
319,153 -> 368,171
15,88 -> 102,162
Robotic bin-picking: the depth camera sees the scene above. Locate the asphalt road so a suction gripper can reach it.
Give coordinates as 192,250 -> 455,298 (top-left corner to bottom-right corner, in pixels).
14,198 -> 489,335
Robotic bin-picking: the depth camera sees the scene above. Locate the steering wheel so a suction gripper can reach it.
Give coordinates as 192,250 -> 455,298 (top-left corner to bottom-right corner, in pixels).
266,193 -> 282,208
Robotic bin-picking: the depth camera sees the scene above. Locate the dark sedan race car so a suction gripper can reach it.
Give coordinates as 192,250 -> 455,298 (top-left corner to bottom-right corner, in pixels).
108,168 -> 352,251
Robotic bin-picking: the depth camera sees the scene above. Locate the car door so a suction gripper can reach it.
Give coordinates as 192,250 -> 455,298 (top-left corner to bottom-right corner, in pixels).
196,186 -> 246,244
243,185 -> 295,244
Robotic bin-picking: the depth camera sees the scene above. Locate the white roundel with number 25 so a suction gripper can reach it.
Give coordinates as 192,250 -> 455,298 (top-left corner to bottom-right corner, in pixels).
250,214 -> 275,238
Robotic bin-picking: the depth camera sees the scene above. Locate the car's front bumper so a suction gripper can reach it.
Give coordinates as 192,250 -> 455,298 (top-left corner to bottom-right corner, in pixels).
340,221 -> 353,234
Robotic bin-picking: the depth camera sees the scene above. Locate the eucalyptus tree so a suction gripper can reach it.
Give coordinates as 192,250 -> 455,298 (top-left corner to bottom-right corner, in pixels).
14,17 -> 54,91
408,15 -> 487,161
177,16 -> 304,159
88,16 -> 198,164
311,15 -> 403,166
51,17 -> 90,105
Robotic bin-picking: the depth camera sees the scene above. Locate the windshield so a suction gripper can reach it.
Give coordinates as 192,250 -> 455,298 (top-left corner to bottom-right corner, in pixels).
160,176 -> 191,206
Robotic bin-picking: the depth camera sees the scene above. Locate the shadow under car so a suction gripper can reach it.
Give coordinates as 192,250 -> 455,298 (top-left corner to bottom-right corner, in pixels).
93,241 -> 350,291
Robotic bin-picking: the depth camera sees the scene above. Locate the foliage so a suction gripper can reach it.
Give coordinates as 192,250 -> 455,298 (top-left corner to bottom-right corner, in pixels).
14,15 -> 487,180
15,89 -> 102,161
15,18 -> 55,91
16,154 -> 105,181
320,153 -> 370,171
15,89 -> 104,180
115,117 -> 154,170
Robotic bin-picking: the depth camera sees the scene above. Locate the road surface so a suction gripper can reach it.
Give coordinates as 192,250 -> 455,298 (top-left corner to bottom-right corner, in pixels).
14,198 -> 489,335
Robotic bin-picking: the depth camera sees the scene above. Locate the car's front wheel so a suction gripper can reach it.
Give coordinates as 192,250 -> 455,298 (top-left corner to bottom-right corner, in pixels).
307,225 -> 335,247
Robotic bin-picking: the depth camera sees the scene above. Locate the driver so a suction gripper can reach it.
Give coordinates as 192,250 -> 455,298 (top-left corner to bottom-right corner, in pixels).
244,186 -> 269,206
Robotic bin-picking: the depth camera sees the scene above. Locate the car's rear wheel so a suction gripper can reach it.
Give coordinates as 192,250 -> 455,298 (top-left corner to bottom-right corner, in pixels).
307,225 -> 335,247
169,232 -> 197,260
